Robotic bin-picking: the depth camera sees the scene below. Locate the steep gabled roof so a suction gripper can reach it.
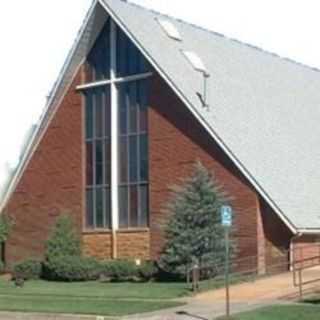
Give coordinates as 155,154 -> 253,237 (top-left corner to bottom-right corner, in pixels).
3,0 -> 320,233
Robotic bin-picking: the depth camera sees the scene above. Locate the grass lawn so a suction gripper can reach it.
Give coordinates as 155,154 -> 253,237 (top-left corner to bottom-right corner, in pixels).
0,279 -> 186,316
0,279 -> 189,299
220,305 -> 320,320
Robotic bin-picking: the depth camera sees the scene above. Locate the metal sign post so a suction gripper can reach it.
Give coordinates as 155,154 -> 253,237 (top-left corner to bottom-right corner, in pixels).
221,205 -> 233,319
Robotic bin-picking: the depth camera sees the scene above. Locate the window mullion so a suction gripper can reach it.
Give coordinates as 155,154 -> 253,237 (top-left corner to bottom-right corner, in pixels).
126,91 -> 131,227
137,83 -> 142,226
110,19 -> 119,230
92,92 -> 97,229
102,90 -> 107,229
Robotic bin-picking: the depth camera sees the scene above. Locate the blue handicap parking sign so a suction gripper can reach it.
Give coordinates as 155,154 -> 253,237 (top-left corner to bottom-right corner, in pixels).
221,205 -> 232,227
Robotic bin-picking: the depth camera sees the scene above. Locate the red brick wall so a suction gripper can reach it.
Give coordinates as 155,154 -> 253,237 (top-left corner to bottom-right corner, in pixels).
148,75 -> 260,269
5,71 -> 84,267
4,67 -> 151,266
292,235 -> 320,269
83,233 -> 112,259
83,230 -> 150,260
117,230 -> 150,260
259,199 -> 292,273
4,68 -> 293,271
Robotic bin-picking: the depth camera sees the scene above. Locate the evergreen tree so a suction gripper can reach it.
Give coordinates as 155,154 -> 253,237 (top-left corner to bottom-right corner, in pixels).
160,161 -> 234,276
45,214 -> 81,261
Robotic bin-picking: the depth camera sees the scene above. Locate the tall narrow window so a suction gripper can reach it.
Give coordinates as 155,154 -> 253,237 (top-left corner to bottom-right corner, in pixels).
116,25 -> 150,77
86,20 -> 111,82
83,19 -> 151,230
85,87 -> 111,229
118,79 -> 149,228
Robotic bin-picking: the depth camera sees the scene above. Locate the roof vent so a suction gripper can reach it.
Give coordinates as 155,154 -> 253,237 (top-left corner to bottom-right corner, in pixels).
182,50 -> 208,75
182,50 -> 210,109
157,19 -> 182,41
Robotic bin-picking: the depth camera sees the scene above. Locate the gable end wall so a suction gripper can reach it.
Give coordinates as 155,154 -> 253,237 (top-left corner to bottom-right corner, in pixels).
3,67 -> 291,272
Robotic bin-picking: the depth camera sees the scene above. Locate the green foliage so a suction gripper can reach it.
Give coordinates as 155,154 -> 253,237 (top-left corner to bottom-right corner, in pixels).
13,259 -> 42,280
45,214 -> 81,262
100,260 -> 138,281
43,214 -> 94,281
138,261 -> 158,281
0,214 -> 13,243
43,258 -> 159,283
159,161 -> 235,276
43,256 -> 101,282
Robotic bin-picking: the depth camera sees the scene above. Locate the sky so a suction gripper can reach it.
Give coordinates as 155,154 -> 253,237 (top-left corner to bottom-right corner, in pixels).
0,0 -> 320,191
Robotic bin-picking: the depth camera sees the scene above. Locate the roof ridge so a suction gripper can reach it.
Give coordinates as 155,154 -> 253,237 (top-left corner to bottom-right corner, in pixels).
122,0 -> 320,74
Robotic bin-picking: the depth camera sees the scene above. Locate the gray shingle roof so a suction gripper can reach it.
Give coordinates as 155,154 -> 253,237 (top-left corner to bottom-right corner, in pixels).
100,0 -> 320,231
2,0 -> 320,233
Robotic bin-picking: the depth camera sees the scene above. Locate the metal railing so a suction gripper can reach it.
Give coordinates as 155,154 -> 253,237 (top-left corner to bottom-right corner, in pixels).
292,254 -> 320,300
189,242 -> 320,293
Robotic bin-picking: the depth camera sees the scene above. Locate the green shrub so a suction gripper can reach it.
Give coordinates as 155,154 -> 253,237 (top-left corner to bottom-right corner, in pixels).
138,261 -> 158,281
43,256 -> 101,281
45,214 -> 81,262
100,260 -> 138,281
13,259 -> 42,280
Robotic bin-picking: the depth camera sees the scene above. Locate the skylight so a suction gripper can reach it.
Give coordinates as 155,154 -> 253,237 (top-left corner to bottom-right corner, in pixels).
182,50 -> 208,75
157,19 -> 182,41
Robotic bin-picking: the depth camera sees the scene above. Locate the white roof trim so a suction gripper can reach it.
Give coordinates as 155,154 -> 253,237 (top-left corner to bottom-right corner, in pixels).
297,229 -> 320,234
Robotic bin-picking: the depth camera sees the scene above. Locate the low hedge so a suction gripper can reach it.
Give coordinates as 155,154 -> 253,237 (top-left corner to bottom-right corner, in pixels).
100,260 -> 159,282
13,256 -> 159,282
43,256 -> 102,282
138,261 -> 158,281
13,259 -> 42,280
100,260 -> 138,281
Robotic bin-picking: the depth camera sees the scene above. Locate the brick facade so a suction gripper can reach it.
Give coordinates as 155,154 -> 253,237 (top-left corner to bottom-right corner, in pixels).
149,75 -> 262,269
83,233 -> 113,259
292,235 -> 320,269
3,66 -> 295,272
83,230 -> 150,260
117,230 -> 150,260
259,199 -> 293,273
4,71 -> 84,267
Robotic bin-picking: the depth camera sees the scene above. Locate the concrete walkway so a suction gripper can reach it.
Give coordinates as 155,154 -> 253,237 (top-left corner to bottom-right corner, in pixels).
0,267 -> 319,320
195,266 -> 320,303
127,266 -> 320,320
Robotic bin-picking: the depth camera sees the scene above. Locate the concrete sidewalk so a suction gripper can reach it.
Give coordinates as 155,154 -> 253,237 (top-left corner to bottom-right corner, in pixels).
126,266 -> 320,319
195,266 -> 320,303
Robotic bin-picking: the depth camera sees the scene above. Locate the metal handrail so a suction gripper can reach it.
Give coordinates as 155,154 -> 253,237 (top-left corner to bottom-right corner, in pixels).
189,242 -> 320,292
